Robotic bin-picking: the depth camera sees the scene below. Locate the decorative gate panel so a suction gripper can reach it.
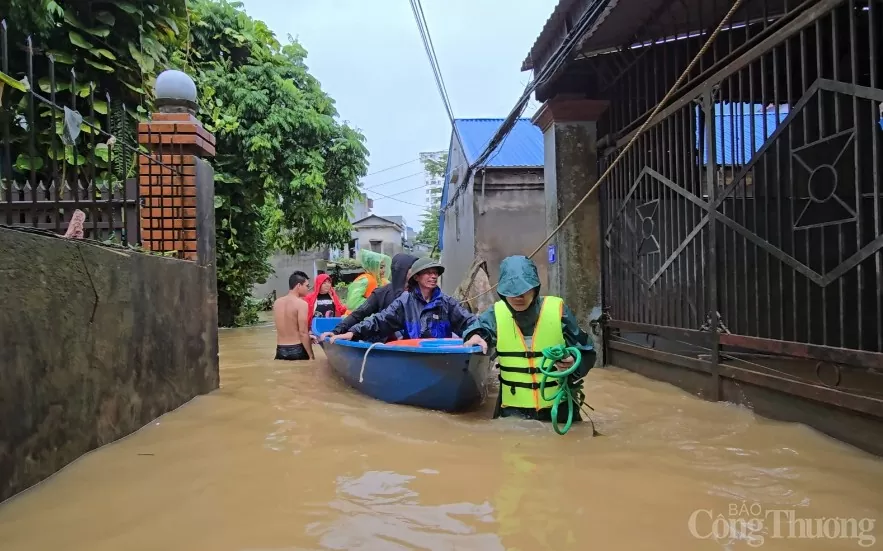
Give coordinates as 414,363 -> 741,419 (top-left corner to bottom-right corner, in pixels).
595,0 -> 883,414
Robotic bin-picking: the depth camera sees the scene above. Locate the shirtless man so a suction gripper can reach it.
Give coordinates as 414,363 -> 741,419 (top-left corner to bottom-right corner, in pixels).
273,271 -> 314,360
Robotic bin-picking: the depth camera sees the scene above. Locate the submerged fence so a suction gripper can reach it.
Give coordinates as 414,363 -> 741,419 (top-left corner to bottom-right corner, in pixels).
0,21 -> 188,256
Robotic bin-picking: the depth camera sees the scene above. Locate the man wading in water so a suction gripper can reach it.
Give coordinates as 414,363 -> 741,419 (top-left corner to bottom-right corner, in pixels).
273,271 -> 314,361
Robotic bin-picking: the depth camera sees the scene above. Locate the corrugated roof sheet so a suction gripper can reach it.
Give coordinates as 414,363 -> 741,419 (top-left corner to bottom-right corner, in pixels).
454,118 -> 544,168
695,103 -> 789,166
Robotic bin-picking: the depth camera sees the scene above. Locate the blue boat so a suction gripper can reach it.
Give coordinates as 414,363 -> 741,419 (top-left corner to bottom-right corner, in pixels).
311,317 -> 491,412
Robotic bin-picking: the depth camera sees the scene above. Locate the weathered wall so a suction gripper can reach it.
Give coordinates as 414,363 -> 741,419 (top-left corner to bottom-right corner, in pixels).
439,130 -> 470,293
473,169 -> 548,290
543,121 -> 602,329
0,227 -> 219,502
251,249 -> 329,299
440,176 -> 476,294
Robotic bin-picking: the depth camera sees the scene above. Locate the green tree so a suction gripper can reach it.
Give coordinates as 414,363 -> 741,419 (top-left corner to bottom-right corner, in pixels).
1,0 -> 368,328
180,0 -> 369,326
416,151 -> 446,257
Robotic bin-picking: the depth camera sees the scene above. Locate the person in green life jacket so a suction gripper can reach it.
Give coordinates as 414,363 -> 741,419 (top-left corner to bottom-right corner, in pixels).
344,249 -> 392,315
462,255 -> 595,423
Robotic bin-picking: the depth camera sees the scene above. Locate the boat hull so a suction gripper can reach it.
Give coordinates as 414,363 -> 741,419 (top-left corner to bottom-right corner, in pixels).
312,317 -> 490,412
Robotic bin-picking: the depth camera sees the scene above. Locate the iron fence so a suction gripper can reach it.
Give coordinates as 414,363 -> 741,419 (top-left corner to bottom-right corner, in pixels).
589,0 -> 883,410
0,20 -> 185,252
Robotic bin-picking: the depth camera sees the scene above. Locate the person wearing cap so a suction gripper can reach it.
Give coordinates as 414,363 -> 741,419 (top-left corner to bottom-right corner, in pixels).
318,253 -> 419,342
461,255 -> 595,422
329,257 -> 477,343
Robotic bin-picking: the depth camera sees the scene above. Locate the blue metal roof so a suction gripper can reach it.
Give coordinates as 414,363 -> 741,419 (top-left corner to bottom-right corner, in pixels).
454,118 -> 544,167
695,103 -> 789,165
438,118 -> 544,252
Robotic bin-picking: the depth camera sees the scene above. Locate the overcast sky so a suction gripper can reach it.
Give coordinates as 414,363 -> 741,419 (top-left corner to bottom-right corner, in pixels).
239,0 -> 557,230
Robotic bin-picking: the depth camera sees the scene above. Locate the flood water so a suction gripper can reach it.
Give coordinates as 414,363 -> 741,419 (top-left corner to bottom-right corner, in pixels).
1,323 -> 882,550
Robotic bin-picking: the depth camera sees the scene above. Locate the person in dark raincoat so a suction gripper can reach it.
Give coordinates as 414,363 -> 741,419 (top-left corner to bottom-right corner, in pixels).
462,255 -> 595,422
330,257 -> 477,343
318,253 -> 419,342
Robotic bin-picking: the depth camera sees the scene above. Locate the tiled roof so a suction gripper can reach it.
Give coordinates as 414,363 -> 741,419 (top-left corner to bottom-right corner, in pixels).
352,214 -> 403,228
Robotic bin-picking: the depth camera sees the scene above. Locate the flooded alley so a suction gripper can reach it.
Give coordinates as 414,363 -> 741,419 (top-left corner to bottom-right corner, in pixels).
0,324 -> 881,551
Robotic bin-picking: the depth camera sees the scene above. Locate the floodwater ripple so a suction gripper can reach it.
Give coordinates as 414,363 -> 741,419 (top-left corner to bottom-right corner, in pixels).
0,323 -> 881,550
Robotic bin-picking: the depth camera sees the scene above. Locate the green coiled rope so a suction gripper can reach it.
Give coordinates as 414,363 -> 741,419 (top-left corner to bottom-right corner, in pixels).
537,344 -> 585,435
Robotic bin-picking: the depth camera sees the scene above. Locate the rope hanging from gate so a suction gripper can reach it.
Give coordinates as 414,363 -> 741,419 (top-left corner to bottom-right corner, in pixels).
464,0 -> 746,304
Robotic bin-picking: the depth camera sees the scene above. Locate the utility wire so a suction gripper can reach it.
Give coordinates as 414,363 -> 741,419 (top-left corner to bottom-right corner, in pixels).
370,183 -> 427,198
442,0 -> 617,213
462,0 -> 746,305
410,0 -> 454,122
361,170 -> 425,191
365,158 -> 421,176
367,187 -> 433,211
408,0 -> 466,159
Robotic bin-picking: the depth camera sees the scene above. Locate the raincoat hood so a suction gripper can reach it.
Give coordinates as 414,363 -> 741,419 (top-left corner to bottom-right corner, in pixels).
497,255 -> 541,297
305,273 -> 346,328
390,253 -> 419,293
358,249 -> 392,285
313,273 -> 332,291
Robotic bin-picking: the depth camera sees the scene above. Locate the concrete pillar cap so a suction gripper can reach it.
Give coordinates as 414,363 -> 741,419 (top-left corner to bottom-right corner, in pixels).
155,69 -> 198,114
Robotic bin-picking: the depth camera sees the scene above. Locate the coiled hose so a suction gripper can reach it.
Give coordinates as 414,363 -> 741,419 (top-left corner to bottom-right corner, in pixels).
537,345 -> 585,435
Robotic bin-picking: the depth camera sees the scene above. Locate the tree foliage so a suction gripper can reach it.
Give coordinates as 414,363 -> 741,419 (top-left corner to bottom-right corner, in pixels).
421,153 -> 447,179
1,0 -> 369,327
181,0 -> 369,326
416,151 -> 446,256
0,0 -> 186,186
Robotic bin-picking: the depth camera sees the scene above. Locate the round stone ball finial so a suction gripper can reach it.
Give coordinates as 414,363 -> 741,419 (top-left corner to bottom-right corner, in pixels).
154,69 -> 198,115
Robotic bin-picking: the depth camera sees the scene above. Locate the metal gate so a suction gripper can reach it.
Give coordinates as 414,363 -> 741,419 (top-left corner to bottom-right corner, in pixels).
595,0 -> 883,416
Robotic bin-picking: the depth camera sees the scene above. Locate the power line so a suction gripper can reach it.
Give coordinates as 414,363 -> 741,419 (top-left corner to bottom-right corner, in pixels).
360,170 -> 425,191
462,0 -> 746,303
364,158 -> 420,176
367,187 -> 433,211
408,0 -> 466,156
441,0 -> 616,212
371,183 -> 426,198
409,0 -> 453,123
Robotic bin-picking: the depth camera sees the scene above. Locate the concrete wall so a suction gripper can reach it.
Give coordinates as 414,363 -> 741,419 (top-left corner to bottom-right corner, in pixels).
0,227 -> 219,501
439,135 -> 474,293
440,177 -> 476,294
441,168 -> 548,295
474,169 -> 548,291
252,249 -> 329,299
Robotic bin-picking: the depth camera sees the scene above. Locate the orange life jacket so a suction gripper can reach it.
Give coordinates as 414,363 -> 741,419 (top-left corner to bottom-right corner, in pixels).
361,273 -> 379,297
343,273 -> 379,316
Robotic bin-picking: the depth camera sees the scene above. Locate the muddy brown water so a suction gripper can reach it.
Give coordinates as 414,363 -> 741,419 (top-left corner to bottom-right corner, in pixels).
1,323 -> 882,550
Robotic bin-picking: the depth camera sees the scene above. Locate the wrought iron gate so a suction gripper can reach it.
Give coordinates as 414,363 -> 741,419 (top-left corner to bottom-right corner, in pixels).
595,0 -> 883,416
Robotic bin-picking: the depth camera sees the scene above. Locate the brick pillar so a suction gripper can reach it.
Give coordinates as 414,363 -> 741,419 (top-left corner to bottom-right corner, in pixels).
137,113 -> 216,260
533,95 -> 609,364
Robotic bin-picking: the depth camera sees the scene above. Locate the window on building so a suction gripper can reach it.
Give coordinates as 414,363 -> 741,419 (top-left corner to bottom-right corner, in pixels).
370,240 -> 382,253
